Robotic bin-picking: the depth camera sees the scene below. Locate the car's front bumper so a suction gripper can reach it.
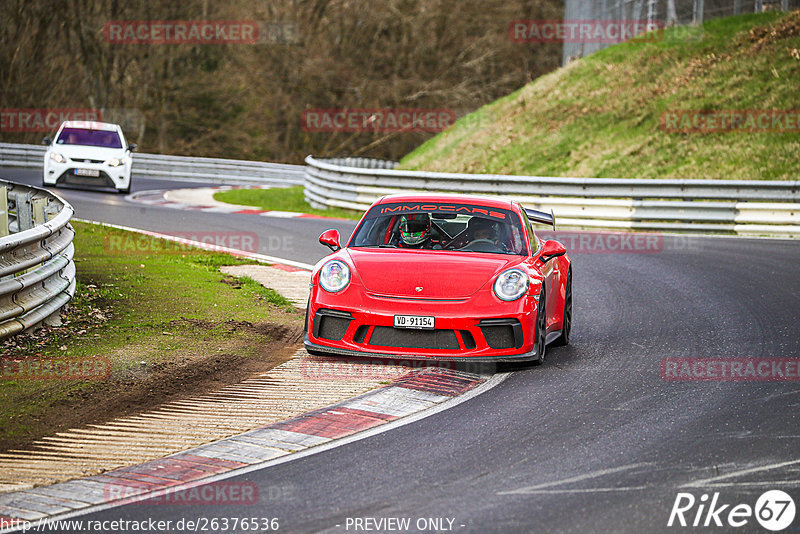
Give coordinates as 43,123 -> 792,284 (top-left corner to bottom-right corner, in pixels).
304,336 -> 539,363
306,283 -> 541,362
44,160 -> 131,190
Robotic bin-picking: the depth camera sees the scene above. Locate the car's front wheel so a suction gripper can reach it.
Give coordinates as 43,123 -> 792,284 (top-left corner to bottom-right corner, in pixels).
533,286 -> 547,365
552,268 -> 572,346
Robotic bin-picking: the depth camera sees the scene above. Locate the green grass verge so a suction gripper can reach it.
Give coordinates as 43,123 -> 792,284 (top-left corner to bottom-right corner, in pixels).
213,186 -> 363,220
400,11 -> 800,179
0,221 -> 301,449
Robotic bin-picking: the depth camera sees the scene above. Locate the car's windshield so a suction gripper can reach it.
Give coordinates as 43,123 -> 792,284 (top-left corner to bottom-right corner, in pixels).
350,202 -> 527,255
56,127 -> 122,148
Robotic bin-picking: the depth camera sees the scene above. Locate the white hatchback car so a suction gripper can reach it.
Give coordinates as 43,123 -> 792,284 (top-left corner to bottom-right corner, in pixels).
43,121 -> 136,194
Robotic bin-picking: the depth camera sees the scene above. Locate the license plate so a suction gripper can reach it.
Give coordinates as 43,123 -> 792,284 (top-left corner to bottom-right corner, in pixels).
394,315 -> 435,330
74,168 -> 99,177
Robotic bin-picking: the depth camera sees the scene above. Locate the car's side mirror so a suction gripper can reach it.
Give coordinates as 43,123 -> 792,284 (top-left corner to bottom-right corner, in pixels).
42,137 -> 52,146
127,143 -> 137,152
539,240 -> 566,263
319,229 -> 341,252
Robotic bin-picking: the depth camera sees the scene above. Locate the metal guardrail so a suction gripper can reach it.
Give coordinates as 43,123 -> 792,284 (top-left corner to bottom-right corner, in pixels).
0,180 -> 76,339
304,156 -> 800,236
0,143 -> 305,186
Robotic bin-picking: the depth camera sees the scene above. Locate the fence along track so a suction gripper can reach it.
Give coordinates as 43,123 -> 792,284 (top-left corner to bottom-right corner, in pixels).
304,156 -> 800,237
0,180 -> 76,339
0,143 -> 304,186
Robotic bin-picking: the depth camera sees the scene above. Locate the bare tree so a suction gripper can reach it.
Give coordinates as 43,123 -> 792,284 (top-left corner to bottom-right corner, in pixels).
1,0 -> 563,162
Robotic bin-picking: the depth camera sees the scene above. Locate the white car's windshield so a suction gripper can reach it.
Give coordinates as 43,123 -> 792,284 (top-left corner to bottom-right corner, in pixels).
350,202 -> 527,255
57,127 -> 122,149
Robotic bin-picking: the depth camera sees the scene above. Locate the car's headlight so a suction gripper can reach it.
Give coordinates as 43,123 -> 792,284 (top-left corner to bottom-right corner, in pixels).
108,157 -> 125,167
318,260 -> 351,293
493,268 -> 529,301
49,153 -> 66,163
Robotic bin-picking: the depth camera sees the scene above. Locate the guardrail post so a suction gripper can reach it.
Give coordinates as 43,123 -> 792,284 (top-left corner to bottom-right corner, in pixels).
45,202 -> 60,221
42,307 -> 64,327
33,198 -> 47,226
14,191 -> 34,232
0,186 -> 8,238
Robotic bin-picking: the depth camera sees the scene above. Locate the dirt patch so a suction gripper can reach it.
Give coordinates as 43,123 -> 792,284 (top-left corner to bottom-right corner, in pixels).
746,10 -> 800,51
0,320 -> 303,453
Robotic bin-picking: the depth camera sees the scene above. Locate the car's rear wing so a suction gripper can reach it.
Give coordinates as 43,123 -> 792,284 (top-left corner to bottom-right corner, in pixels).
524,208 -> 556,231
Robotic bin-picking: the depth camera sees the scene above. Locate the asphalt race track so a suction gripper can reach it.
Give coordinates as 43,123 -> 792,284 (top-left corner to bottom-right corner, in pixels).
4,168 -> 800,533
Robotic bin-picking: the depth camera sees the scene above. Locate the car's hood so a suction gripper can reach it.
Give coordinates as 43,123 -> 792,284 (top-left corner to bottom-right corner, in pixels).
346,249 -> 521,298
49,144 -> 125,161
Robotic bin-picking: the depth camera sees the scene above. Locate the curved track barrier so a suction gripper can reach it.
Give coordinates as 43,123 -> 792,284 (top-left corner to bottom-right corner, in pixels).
0,180 -> 76,339
0,143 -> 304,186
304,156 -> 800,237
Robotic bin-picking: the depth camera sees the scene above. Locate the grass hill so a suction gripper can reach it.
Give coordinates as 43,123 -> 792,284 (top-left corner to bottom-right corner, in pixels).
400,11 -> 800,180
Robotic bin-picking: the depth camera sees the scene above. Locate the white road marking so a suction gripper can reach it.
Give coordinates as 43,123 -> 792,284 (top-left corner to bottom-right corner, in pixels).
498,463 -> 652,495
501,486 -> 650,495
692,480 -> 800,488
682,458 -> 800,488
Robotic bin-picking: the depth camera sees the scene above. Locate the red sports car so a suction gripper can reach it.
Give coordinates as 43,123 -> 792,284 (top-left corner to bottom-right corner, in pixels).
304,194 -> 572,363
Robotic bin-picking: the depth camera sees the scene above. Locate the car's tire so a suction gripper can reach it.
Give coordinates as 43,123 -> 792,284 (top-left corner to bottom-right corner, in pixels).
118,186 -> 130,194
533,285 -> 547,365
552,268 -> 572,347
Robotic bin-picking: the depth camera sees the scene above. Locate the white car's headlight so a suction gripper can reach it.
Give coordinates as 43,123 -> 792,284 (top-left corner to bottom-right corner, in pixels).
493,268 -> 529,301
319,260 -> 351,293
49,153 -> 66,163
107,157 -> 126,167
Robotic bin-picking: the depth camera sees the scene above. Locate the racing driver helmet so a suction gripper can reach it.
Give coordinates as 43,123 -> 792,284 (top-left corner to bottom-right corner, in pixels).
399,214 -> 431,247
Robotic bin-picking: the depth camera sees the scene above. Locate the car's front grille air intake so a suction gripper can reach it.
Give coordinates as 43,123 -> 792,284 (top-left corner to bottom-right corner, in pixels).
369,327 -> 459,350
460,330 -> 477,350
313,309 -> 353,341
479,319 -> 523,350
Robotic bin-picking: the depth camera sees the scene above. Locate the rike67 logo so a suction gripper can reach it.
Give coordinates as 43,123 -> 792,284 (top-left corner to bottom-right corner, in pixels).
668,490 -> 796,531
